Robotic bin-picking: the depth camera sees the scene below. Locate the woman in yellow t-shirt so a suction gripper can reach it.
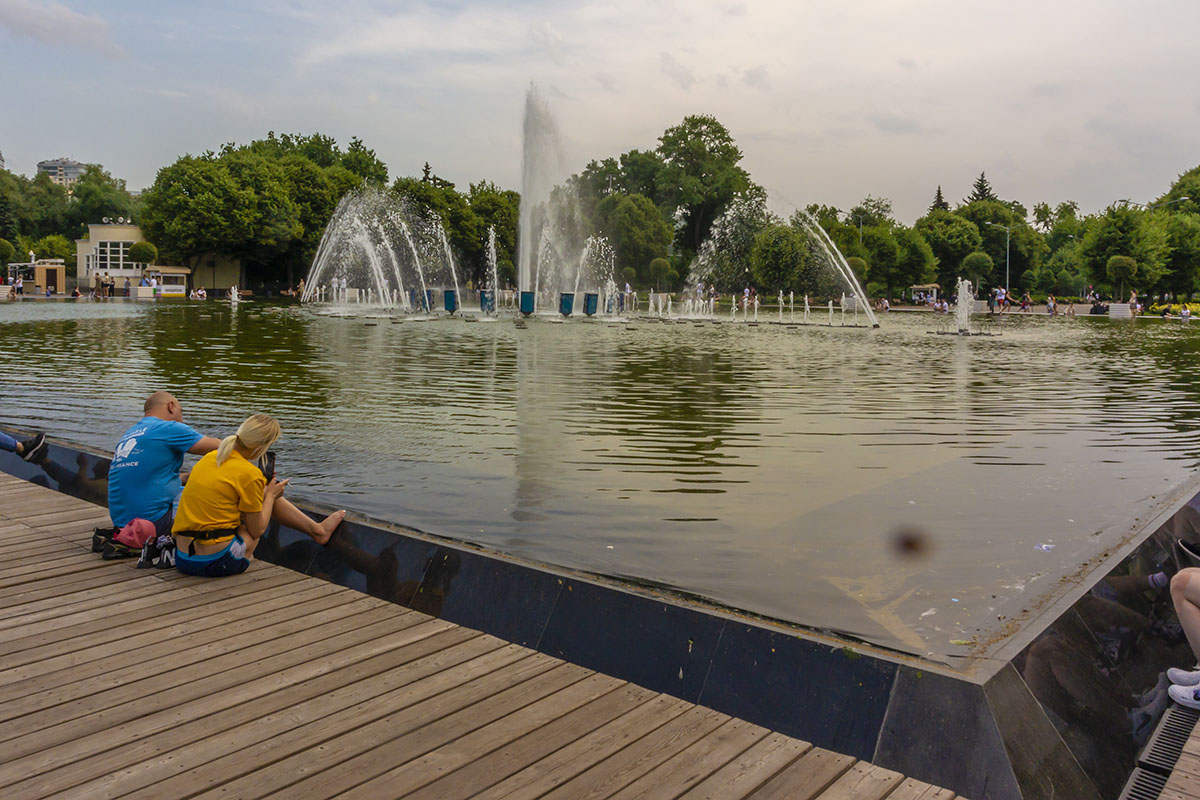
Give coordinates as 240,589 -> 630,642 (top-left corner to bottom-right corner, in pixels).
173,414 -> 345,577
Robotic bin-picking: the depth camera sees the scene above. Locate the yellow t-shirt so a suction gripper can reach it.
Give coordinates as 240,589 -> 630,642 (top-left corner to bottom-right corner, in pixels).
172,450 -> 265,541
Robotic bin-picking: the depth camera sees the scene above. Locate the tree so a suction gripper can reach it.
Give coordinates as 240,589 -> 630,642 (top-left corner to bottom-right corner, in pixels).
860,225 -> 901,299
649,257 -> 670,290
750,224 -> 807,292
469,181 -> 520,287
1161,213 -> 1200,297
915,210 -> 982,291
1107,255 -> 1137,299
955,200 -> 1046,284
596,193 -> 672,284
341,137 -> 388,184
893,226 -> 937,291
928,186 -> 950,213
1032,202 -> 1054,233
960,252 -> 994,289
847,196 -> 893,228
845,256 -> 868,284
1156,164 -> 1200,217
654,115 -> 758,254
66,165 -> 136,235
965,172 -> 998,204
0,183 -> 19,243
1080,205 -> 1169,294
0,238 -> 13,266
32,234 -> 75,268
129,241 -> 158,265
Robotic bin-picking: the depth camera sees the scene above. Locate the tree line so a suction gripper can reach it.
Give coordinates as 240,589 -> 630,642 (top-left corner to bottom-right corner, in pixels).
3,122 -> 1199,302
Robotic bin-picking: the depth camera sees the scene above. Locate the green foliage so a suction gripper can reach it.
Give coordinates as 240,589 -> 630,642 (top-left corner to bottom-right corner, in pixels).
655,115 -> 759,254
622,267 -> 637,286
0,238 -> 13,265
1080,205 -> 1169,292
965,172 -> 998,204
1106,254 -> 1138,298
649,257 -> 670,290
33,234 -> 75,267
894,226 -> 937,288
142,134 -> 382,285
67,165 -> 136,235
960,251 -> 995,288
702,196 -> 776,292
1156,164 -> 1200,217
955,200 -> 1045,283
750,224 -> 807,292
848,196 -> 893,228
596,193 -> 672,284
914,210 -> 981,290
128,241 -> 158,265
845,256 -> 868,284
1161,213 -> 1200,296
860,225 -> 900,298
928,186 -> 950,213
469,181 -> 520,287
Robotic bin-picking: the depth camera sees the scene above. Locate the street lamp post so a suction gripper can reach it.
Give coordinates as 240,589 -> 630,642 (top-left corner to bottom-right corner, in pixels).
985,221 -> 1011,292
833,208 -> 865,244
1119,196 -> 1190,210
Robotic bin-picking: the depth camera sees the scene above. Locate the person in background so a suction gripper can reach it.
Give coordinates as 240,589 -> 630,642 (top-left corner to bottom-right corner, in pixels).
172,414 -> 345,577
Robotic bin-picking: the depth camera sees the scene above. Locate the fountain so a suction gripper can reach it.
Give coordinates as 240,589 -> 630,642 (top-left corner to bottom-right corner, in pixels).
955,277 -> 973,334
302,186 -> 472,314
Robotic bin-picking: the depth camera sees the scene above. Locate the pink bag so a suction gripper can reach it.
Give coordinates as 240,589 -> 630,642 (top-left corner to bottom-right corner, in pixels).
114,518 -> 156,548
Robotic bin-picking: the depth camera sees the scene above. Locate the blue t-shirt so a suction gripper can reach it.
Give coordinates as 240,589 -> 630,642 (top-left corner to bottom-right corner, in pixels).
107,416 -> 203,526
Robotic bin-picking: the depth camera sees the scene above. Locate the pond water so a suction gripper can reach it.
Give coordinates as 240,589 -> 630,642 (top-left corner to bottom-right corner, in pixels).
5,298 -> 1200,660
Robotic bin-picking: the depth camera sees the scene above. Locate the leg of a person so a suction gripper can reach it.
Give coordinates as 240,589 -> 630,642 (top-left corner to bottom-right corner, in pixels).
1171,569 -> 1200,663
0,431 -> 17,453
270,497 -> 345,545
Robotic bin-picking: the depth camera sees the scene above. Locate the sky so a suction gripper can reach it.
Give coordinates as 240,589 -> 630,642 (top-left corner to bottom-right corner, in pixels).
1,0 -> 1198,223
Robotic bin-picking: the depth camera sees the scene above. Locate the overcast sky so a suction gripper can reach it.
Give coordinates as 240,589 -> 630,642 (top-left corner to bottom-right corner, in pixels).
2,0 -> 1197,222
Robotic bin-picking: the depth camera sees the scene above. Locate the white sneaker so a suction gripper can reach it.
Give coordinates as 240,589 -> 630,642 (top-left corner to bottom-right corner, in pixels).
1169,683 -> 1200,710
1168,666 -> 1200,686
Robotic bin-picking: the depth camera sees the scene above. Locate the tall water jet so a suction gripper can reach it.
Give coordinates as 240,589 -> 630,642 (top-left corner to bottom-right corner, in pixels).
955,277 -> 974,334
794,211 -> 879,328
518,86 -> 569,298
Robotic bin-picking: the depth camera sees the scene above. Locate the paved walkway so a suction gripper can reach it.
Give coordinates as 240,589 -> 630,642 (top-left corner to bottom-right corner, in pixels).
0,471 -> 960,799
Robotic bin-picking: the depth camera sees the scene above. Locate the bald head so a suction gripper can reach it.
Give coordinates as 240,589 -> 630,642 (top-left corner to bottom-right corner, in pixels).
144,392 -> 182,422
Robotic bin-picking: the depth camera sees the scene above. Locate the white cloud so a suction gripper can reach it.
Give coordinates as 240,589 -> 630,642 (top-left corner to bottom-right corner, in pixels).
0,0 -> 123,58
659,52 -> 694,91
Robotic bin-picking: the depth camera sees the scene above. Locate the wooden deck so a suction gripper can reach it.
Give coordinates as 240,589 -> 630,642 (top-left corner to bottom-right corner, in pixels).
0,471 -> 961,800
1165,731 -> 1200,799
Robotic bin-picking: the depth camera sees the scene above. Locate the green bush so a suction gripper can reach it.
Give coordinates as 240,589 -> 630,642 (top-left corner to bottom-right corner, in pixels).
129,241 -> 158,265
0,238 -> 13,266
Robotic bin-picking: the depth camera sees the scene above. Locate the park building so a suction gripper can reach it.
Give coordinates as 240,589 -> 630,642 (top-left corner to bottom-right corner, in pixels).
37,157 -> 86,188
74,221 -> 239,293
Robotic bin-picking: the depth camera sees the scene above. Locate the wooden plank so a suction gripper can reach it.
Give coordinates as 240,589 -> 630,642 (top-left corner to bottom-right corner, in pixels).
471,694 -> 695,800
745,748 -> 856,800
0,571 -> 312,665
0,601 -> 423,742
674,732 -> 813,800
538,705 -> 731,800
0,585 -> 364,696
0,614 -> 455,789
276,661 -> 591,800
183,653 -> 564,800
606,718 -> 770,800
0,564 -> 147,608
885,778 -> 957,800
814,761 -> 905,800
348,674 -> 636,799
0,567 -> 307,646
14,628 -> 497,800
0,558 -> 121,590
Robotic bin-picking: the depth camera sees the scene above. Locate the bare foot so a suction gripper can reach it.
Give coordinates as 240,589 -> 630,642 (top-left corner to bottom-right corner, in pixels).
311,510 -> 346,545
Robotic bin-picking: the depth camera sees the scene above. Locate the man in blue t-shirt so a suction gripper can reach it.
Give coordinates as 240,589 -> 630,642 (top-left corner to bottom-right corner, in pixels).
108,392 -> 221,531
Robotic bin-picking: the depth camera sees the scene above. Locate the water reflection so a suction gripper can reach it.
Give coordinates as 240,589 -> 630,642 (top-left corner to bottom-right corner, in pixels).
5,299 -> 1200,657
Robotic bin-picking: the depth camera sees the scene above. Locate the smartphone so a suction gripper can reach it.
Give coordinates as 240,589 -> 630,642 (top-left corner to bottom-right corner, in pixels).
259,450 -> 276,481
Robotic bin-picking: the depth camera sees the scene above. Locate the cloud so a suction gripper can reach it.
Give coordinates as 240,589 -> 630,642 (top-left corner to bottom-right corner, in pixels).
741,65 -> 769,90
869,114 -> 924,135
659,52 -> 694,91
896,58 -> 917,70
0,0 -> 123,58
529,20 -> 564,63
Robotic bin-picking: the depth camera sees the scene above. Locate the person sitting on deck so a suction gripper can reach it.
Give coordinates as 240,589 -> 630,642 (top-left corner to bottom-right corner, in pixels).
0,430 -> 47,462
107,392 -> 222,547
1165,567 -> 1200,709
171,413 -> 345,577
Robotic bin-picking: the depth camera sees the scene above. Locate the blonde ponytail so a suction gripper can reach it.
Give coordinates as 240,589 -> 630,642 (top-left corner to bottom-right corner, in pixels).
215,434 -> 239,466
216,414 -> 281,466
